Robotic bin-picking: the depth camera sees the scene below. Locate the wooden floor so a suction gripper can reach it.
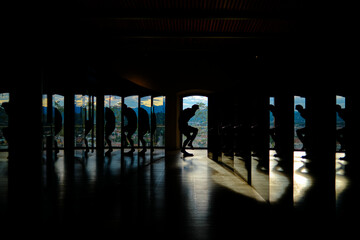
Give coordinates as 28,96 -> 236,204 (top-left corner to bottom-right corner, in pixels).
0,149 -> 353,239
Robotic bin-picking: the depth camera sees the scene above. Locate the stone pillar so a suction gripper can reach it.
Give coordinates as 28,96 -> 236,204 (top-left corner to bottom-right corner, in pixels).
96,93 -> 104,158
7,67 -> 43,231
64,92 -> 75,168
274,93 -> 294,207
165,93 -> 180,151
305,93 -> 336,216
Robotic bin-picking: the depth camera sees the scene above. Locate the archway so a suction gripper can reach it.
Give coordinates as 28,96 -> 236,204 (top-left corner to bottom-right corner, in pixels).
181,95 -> 208,149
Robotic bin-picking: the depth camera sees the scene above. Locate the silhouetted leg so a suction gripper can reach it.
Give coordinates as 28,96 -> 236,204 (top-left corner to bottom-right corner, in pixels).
188,128 -> 198,149
296,128 -> 306,150
337,127 -> 345,151
139,135 -> 146,155
182,137 -> 191,152
269,128 -> 277,155
84,137 -> 89,153
181,133 -> 193,157
84,129 -> 91,154
105,133 -> 113,155
2,128 -> 9,159
126,133 -> 135,154
2,127 -> 9,144
121,133 -> 128,147
54,139 -> 59,155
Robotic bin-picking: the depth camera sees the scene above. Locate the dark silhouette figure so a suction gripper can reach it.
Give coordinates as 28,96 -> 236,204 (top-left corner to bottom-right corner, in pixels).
84,108 -> 93,155
179,104 -> 199,157
1,102 -> 9,145
105,107 -> 116,155
269,105 -> 277,146
54,107 -> 62,155
295,105 -> 308,151
151,107 -> 157,152
138,107 -> 150,155
269,104 -> 281,157
123,104 -> 137,155
336,104 -> 347,152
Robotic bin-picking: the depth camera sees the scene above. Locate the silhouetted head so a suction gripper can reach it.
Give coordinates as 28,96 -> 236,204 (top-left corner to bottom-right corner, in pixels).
295,105 -> 303,111
123,104 -> 128,109
192,104 -> 199,111
1,102 -> 9,113
336,104 -> 342,111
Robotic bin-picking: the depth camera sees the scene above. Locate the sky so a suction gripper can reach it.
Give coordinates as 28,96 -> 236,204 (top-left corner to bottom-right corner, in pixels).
183,95 -> 208,109
336,95 -> 346,108
124,95 -> 165,108
294,96 -> 306,108
40,94 -> 165,109
0,93 -> 10,105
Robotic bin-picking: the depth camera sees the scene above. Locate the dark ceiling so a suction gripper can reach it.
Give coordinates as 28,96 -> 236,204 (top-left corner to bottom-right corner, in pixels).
79,0 -> 297,37
44,0 -> 303,55
15,0 -> 351,95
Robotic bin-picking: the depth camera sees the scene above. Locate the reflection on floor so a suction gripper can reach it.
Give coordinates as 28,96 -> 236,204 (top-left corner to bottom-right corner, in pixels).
269,150 -> 291,204
251,152 -> 269,201
0,149 -> 355,238
293,150 -> 314,207
269,150 -> 350,208
0,149 -> 270,238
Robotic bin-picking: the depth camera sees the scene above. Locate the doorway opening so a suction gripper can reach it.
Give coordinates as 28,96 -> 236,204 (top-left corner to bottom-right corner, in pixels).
182,95 -> 208,149
0,92 -> 9,160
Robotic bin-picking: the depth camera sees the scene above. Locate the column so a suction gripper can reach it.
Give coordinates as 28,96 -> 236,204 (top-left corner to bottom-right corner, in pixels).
96,93 -> 104,158
274,93 -> 294,207
305,93 -> 336,216
250,93 -> 269,201
7,67 -> 43,231
165,93 -> 180,151
64,92 -> 74,168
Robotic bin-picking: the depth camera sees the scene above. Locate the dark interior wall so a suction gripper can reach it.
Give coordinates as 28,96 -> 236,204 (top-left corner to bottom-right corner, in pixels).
23,12 -> 352,99
5,19 -> 352,155
2,0 -> 357,224
109,53 -> 287,94
34,42 -> 353,154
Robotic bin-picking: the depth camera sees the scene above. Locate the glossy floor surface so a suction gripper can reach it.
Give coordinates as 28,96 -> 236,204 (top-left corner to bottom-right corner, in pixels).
0,149 -> 351,239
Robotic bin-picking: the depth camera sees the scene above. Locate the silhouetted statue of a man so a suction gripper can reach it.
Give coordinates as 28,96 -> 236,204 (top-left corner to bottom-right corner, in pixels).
138,107 -> 150,155
336,104 -> 347,152
269,104 -> 277,146
179,104 -> 199,157
1,102 -> 9,144
84,108 -> 93,156
295,105 -> 308,151
151,107 -> 157,152
123,104 -> 137,155
105,107 -> 116,155
54,107 -> 62,155
269,104 -> 281,157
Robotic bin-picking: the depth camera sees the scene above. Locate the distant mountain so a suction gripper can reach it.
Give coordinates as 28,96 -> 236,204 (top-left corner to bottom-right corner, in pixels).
188,109 -> 207,125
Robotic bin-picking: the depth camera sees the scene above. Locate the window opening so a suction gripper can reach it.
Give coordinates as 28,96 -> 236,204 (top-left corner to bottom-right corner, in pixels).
269,97 -> 275,149
182,95 -> 208,149
105,95 -> 122,148
53,94 -> 64,149
152,96 -> 165,147
0,93 -> 9,153
294,96 -> 306,150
